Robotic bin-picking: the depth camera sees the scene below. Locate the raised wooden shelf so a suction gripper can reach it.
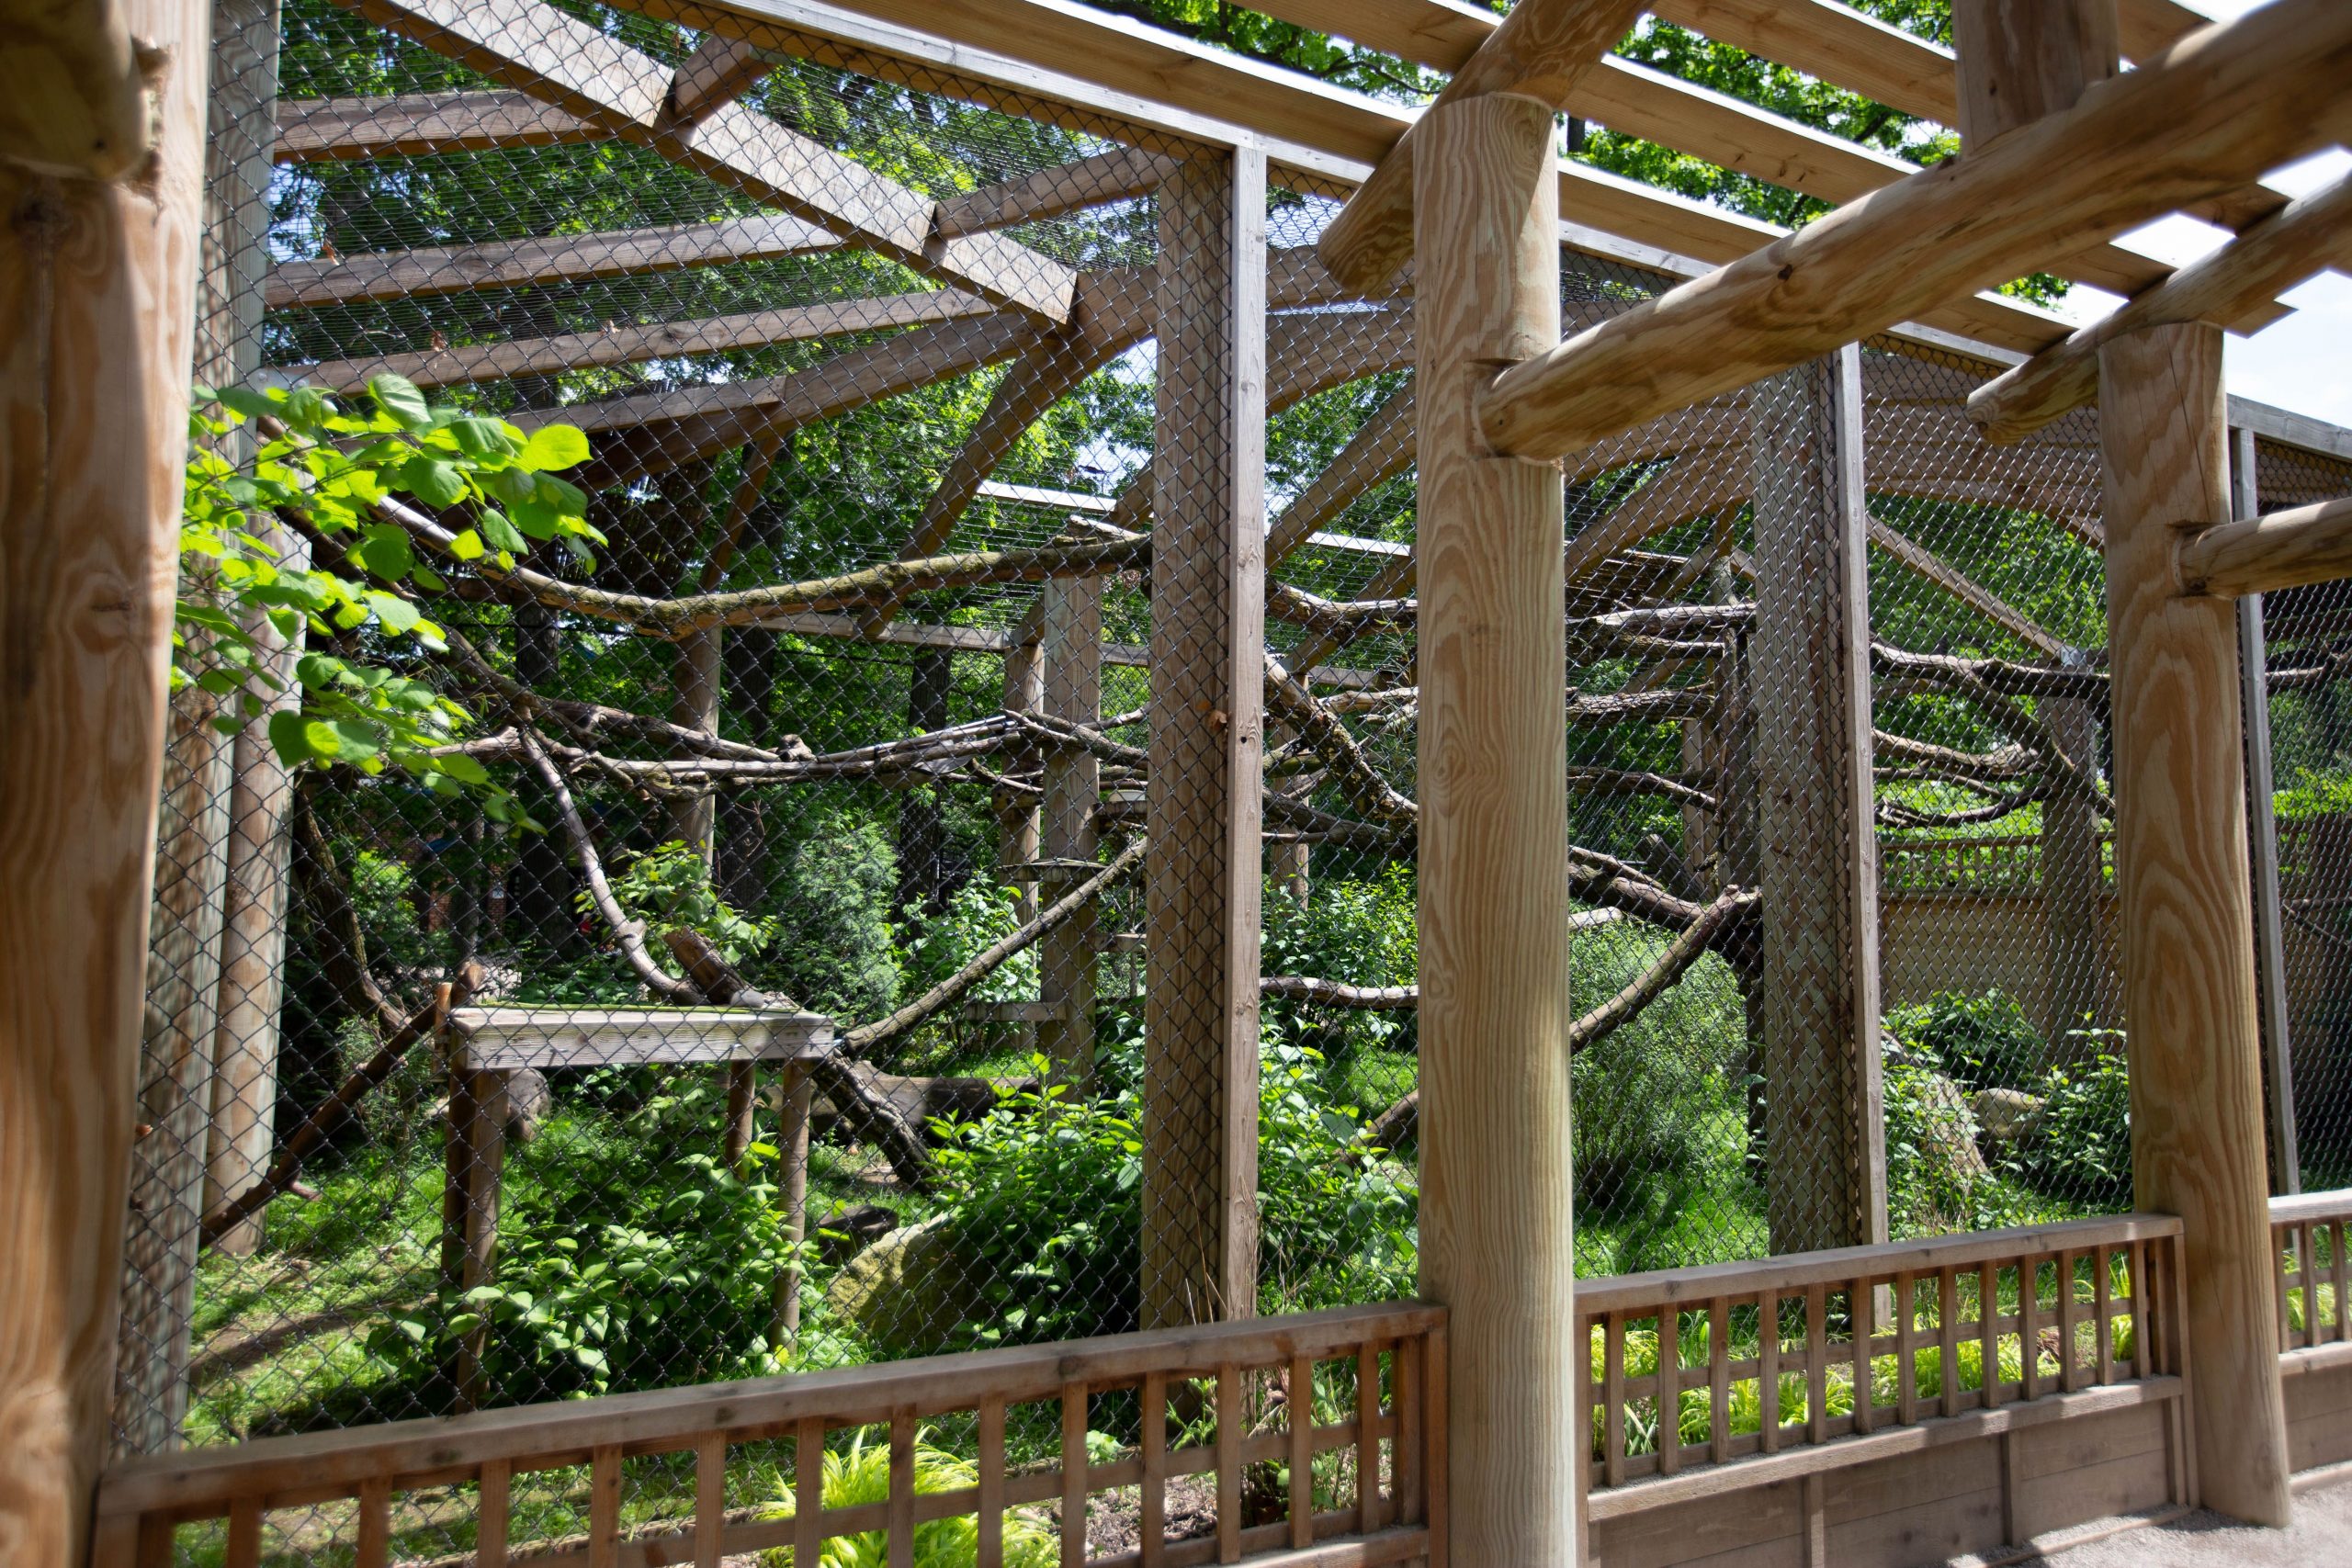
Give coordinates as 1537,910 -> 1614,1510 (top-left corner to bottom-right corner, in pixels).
446,1005 -> 836,1071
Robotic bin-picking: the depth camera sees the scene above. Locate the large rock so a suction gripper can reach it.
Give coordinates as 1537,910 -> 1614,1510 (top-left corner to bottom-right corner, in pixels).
1914,1070 -> 1991,1185
1972,1087 -> 2046,1145
825,1213 -> 984,1353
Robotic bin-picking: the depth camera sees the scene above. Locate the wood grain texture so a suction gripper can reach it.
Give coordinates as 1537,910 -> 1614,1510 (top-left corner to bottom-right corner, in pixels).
2233,434 -> 2300,1196
1141,150 -> 1266,1331
1748,346 -> 1886,1255
0,0 -> 153,180
271,90 -> 597,163
1035,576 -> 1102,1084
0,0 -> 210,1552
1317,0 -> 1648,290
1411,91 -> 1578,1566
2175,494 -> 2352,600
1476,0 -> 2352,463
1950,0 -> 2118,151
1973,174 -> 2352,444
2098,321 -> 2291,1526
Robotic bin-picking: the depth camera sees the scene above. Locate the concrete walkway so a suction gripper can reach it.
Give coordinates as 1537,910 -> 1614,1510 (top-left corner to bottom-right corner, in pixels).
1987,1477 -> 2352,1565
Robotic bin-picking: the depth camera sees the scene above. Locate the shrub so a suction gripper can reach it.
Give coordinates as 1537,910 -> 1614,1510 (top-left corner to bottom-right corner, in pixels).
1886,989 -> 2047,1092
602,839 -> 782,968
1259,866 -> 1419,1060
760,1428 -> 1057,1568
771,810 -> 901,1021
2011,1036 -> 2132,1207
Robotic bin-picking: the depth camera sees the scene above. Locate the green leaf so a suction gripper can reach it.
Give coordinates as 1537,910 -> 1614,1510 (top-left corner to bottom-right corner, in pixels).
479,509 -> 527,555
353,523 -> 415,581
369,373 -> 431,431
519,423 -> 591,472
397,454 -> 468,510
363,591 -> 421,635
447,529 -> 486,562
218,385 -> 275,422
447,416 -> 517,460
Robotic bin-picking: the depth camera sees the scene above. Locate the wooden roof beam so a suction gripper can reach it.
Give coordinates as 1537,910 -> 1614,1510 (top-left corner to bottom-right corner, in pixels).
291,286 -> 998,392
933,145 -> 1176,239
1476,0 -> 2352,464
1970,173 -> 2352,445
663,34 -> 775,129
2177,494 -> 2352,599
1864,513 -> 2071,658
339,0 -> 1080,323
1317,0 -> 1650,292
274,89 -> 601,163
1265,386 -> 1416,566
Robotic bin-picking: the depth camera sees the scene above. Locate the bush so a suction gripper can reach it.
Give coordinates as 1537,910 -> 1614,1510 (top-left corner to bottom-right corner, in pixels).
771,810 -> 901,1021
1886,989 -> 2047,1092
2011,1035 -> 2132,1207
1259,866 -> 1418,1060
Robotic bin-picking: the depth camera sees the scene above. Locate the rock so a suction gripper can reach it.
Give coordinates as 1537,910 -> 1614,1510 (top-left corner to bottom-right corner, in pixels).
824,1213 -> 984,1353
502,1068 -> 550,1144
1914,1071 -> 1991,1185
1972,1087 -> 2045,1145
817,1202 -> 899,1266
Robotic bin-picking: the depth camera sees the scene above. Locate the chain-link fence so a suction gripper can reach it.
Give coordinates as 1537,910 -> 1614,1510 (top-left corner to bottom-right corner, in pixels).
113,0 -> 2350,1558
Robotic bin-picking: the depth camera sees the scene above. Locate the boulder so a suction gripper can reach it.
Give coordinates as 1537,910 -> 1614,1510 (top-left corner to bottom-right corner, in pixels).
1972,1087 -> 2046,1145
824,1213 -> 984,1353
1914,1070 -> 1991,1185
817,1202 -> 899,1266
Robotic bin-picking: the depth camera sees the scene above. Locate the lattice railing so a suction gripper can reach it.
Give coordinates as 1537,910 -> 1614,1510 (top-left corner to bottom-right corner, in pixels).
93,1303 -> 1443,1568
1577,1216 -> 2188,1518
2273,1189 -> 2352,1355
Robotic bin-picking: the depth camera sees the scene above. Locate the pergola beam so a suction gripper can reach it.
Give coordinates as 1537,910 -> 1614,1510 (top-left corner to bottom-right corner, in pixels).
663,34 -> 773,128
1970,173 -> 2352,445
1865,513 -> 2072,659
1317,0 -> 1650,292
341,0 -> 1081,323
273,89 -> 600,162
933,145 -> 1176,239
1476,0 -> 2352,464
2176,494 -> 2352,600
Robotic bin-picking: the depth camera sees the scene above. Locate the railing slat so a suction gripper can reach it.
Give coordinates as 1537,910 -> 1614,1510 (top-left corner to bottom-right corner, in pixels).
1978,1262 -> 2000,1412
2096,1245 -> 2118,1384
478,1459 -> 511,1568
891,1409 -> 918,1568
2304,1223 -> 2323,1349
1804,1285 -> 1828,1447
1605,1311 -> 1630,1478
1657,1309 -> 1681,1476
796,1416 -> 824,1568
1849,1280 -> 1873,1436
1757,1293 -> 1779,1456
225,1496 -> 261,1568
1216,1363 -> 1241,1564
1424,1323 -> 1449,1568
1894,1272 -> 1916,1427
1938,1269 -> 1961,1420
588,1444 -> 620,1568
2019,1259 -> 2040,1402
693,1434 -> 723,1568
1061,1382 -> 1089,1568
1287,1355 -> 1314,1549
2335,1220 -> 2350,1343
979,1396 -> 1007,1568
1711,1298 -> 1734,1461
1357,1340 -> 1384,1531
356,1478 -> 390,1568
1396,1337 -> 1423,1526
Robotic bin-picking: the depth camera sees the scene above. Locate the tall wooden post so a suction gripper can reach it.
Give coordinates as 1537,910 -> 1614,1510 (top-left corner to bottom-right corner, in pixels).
200,0 -> 299,1260
2041,672 -> 2111,1045
0,0 -> 212,1550
998,637 -> 1044,925
1747,346 -> 1887,1254
1141,145 -> 1266,1330
896,647 -> 955,917
1037,575 -> 1102,1082
1414,93 -> 1577,1564
2233,428 -> 2300,1194
670,629 -> 721,858
2098,322 -> 2290,1525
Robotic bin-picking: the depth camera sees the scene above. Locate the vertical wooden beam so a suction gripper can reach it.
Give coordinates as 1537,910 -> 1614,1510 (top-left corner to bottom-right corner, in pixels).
437,985 -> 504,1413
2233,428 -> 2300,1195
896,648 -> 954,918
200,0 -> 297,1259
999,637 -> 1043,925
2041,671 -> 2112,1044
2098,320 -> 2290,1525
669,630 -> 721,858
1037,575 -> 1102,1083
1141,145 -> 1266,1330
1413,91 -> 1577,1566
0,0 -> 209,1545
1951,0 -> 2120,150
1748,344 -> 1887,1255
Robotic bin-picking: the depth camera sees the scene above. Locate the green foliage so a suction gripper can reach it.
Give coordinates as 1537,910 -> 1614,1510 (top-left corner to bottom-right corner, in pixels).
2012,1038 -> 2133,1207
1886,988 -> 2047,1092
180,373 -> 600,819
770,810 -> 902,1021
1882,1046 -> 1983,1233
760,1428 -> 1057,1568
603,840 -> 783,969
898,878 -> 1038,1005
1260,866 -> 1418,1057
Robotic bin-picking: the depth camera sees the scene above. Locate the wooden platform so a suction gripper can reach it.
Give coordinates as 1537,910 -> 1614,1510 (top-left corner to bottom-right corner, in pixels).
445,1005 -> 835,1071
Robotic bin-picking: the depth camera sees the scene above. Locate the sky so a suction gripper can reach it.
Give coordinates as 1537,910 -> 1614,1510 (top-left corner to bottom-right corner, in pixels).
2082,0 -> 2351,428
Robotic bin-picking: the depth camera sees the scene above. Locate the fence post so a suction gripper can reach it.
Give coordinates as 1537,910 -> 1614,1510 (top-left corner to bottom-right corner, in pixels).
2233,426 -> 2301,1195
1140,144 -> 1267,1330
1037,574 -> 1102,1083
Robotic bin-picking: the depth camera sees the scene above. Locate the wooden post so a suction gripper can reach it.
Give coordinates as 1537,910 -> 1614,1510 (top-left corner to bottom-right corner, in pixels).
1038,575 -> 1102,1083
670,628 -> 721,858
1141,145 -> 1266,1331
998,637 -> 1044,924
0,0 -> 210,1545
770,1058 -> 814,1349
2233,427 -> 2300,1194
896,647 -> 954,917
1747,345 -> 1887,1255
1951,0 -> 2118,150
1412,92 -> 1577,1565
199,0 -> 298,1260
2041,672 -> 2112,1046
436,986 -> 507,1414
2098,321 -> 2290,1525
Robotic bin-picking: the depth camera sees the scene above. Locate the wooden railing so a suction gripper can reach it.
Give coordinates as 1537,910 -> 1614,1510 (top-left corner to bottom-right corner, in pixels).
1876,832 -> 2117,894
2273,1189 -> 2352,1357
92,1302 -> 1443,1568
1576,1215 -> 2190,1522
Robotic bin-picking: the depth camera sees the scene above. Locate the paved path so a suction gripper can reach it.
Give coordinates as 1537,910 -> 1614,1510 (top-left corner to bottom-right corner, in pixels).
1994,1478 -> 2352,1565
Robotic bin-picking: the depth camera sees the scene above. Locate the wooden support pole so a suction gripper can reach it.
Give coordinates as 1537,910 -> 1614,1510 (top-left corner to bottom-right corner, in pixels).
1141,147 -> 1266,1331
669,629 -> 722,859
2233,429 -> 2300,1196
2041,673 -> 2113,1044
1748,344 -> 1887,1255
999,637 -> 1044,926
770,1059 -> 813,1349
1950,0 -> 2117,151
2098,321 -> 2290,1525
199,0 -> 298,1261
0,0 -> 209,1539
1412,92 -> 1577,1565
436,986 -> 507,1415
1037,575 -> 1102,1084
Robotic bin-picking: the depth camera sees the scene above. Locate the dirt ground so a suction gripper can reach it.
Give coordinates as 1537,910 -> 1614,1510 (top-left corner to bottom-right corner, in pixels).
1960,1474 -> 2352,1566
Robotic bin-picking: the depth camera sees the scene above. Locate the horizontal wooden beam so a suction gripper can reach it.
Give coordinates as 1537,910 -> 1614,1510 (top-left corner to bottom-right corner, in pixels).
2177,495 -> 2352,599
1476,0 -> 2352,462
1970,173 -> 2352,444
2231,395 -> 2352,468
663,34 -> 773,129
933,144 -> 1176,239
290,287 -> 996,391
1317,0 -> 1649,290
340,0 -> 1080,322
265,212 -> 836,310
1865,513 -> 2071,657
1647,0 -> 1956,121
274,89 -> 602,163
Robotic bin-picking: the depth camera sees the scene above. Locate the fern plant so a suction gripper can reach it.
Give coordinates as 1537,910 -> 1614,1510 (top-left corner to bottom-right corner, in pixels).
762,1428 -> 1058,1568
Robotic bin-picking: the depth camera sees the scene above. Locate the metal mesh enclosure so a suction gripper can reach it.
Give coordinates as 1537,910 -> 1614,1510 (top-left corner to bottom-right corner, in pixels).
107,0 -> 2352,1558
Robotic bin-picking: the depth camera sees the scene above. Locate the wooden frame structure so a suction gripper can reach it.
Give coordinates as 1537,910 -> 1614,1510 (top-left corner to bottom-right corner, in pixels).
8,0 -> 2352,1562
